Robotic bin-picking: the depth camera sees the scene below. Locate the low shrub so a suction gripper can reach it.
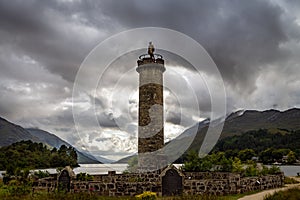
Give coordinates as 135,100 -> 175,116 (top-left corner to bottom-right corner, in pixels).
135,191 -> 157,200
7,181 -> 31,197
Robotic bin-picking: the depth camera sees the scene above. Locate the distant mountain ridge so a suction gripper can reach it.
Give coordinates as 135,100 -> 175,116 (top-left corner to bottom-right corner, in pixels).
182,108 -> 300,153
223,108 -> 300,135
26,128 -> 102,164
1,108 -> 299,164
0,117 -> 39,147
117,108 -> 300,163
0,117 -> 100,164
27,128 -> 114,164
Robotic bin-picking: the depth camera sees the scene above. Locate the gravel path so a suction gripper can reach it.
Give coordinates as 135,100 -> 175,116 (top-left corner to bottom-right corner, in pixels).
238,177 -> 300,200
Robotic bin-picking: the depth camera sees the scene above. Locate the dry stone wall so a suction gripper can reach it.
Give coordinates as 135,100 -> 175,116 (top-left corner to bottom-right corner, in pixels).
182,172 -> 283,195
33,170 -> 284,196
73,171 -> 162,196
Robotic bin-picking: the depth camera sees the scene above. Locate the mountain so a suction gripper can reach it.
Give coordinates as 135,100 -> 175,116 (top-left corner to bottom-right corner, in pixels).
0,117 -> 39,147
27,128 -> 101,164
0,117 -> 100,164
184,108 -> 300,152
116,108 -> 300,163
115,154 -> 136,164
79,151 -> 115,164
221,108 -> 300,136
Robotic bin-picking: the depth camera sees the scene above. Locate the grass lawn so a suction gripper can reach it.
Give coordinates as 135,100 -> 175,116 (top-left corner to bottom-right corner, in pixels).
217,190 -> 261,200
263,187 -> 300,200
0,192 -> 262,200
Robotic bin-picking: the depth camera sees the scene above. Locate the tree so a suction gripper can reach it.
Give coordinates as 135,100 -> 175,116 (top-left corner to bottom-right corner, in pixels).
232,157 -> 243,173
67,146 -> 78,166
224,149 -> 239,159
125,156 -> 138,173
58,145 -> 68,155
238,149 -> 256,162
244,162 -> 259,177
51,147 -> 57,153
259,148 -> 274,164
287,151 -> 296,164
0,141 -> 78,170
182,151 -> 203,172
182,151 -> 232,172
272,149 -> 290,161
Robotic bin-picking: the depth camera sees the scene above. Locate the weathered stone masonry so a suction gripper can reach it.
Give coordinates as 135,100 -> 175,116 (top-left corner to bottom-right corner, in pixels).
34,167 -> 284,196
183,171 -> 284,196
137,56 -> 165,154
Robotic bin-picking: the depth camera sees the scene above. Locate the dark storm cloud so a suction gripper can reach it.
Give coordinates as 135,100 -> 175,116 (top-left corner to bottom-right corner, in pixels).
0,1 -> 51,36
97,112 -> 119,128
0,0 -> 299,159
166,111 -> 197,127
54,127 -> 72,133
0,0 -> 114,83
99,0 -> 290,93
0,0 -> 296,93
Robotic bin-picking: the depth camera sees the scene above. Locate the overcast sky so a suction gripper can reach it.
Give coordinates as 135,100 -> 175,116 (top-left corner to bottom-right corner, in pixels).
0,0 -> 299,160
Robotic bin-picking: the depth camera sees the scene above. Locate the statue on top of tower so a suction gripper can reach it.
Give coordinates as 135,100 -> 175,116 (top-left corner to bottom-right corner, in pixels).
148,41 -> 155,59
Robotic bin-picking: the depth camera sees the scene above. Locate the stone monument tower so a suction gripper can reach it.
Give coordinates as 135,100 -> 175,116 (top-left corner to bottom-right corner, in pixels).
136,42 -> 165,169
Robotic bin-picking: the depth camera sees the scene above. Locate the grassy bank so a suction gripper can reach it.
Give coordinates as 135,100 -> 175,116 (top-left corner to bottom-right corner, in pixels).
0,190 -> 259,200
263,187 -> 300,200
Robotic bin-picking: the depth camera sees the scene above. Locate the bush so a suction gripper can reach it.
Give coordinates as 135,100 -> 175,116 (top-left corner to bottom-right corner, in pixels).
267,165 -> 281,175
6,180 -> 31,197
125,156 -> 138,173
76,172 -> 93,181
34,170 -> 50,179
135,191 -> 157,200
244,162 -> 259,177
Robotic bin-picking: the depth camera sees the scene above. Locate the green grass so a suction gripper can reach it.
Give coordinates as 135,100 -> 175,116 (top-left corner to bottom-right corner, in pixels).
0,191 -> 135,200
216,190 -> 261,200
284,176 -> 299,184
263,187 -> 300,200
0,191 -> 263,200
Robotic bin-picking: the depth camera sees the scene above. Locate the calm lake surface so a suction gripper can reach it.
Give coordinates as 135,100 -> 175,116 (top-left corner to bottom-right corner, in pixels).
74,164 -> 128,175
276,165 -> 300,176
28,164 -> 129,175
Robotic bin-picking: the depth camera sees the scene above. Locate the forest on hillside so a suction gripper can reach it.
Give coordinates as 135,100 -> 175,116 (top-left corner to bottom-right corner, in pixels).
212,129 -> 300,164
0,140 -> 78,172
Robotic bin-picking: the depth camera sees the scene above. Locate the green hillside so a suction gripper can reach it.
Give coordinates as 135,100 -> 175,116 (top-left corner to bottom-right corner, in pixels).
27,128 -> 101,164
0,118 -> 39,147
187,108 -> 300,153
0,140 -> 78,171
0,117 -> 100,164
214,129 -> 300,153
